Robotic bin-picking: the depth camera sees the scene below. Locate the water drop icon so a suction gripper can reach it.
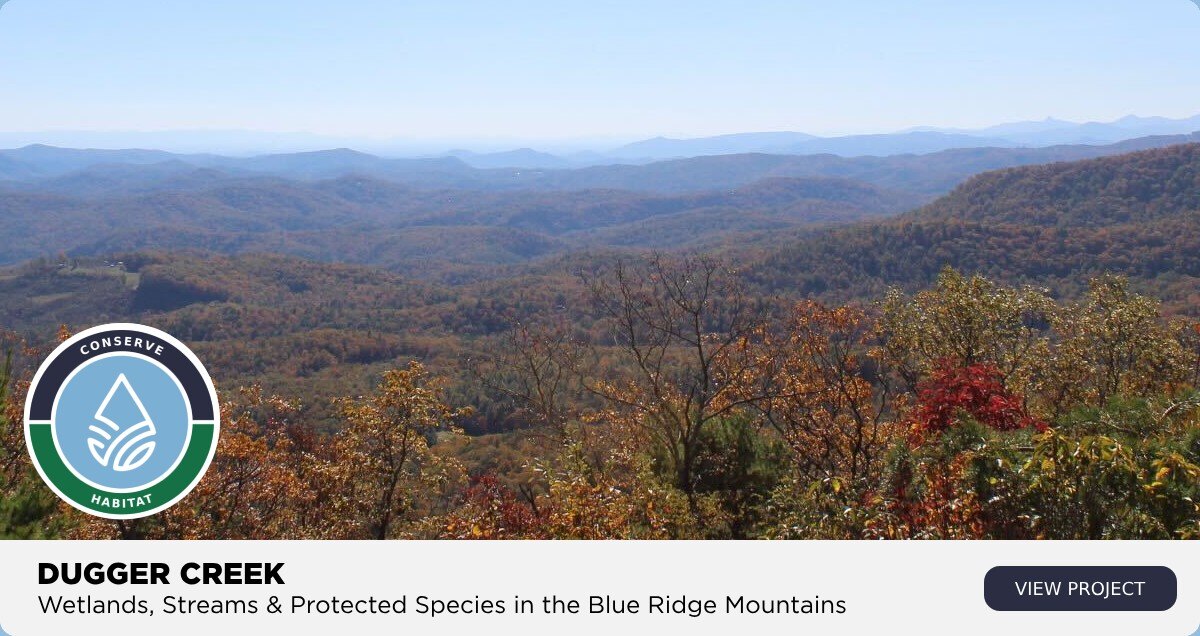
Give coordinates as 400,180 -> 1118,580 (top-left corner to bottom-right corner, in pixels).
88,374 -> 157,472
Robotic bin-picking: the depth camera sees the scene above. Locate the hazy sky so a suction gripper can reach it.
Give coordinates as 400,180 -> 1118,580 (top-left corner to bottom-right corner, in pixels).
0,0 -> 1198,142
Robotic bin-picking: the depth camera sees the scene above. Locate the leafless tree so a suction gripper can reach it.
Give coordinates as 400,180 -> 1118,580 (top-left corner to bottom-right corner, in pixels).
580,253 -> 777,507
469,317 -> 584,440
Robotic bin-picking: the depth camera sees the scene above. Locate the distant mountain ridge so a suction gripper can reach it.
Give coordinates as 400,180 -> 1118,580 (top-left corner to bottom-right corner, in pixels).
591,114 -> 1200,161
609,132 -> 821,159
4,133 -> 1199,196
444,148 -> 573,170
609,131 -> 1017,160
3,114 -> 1198,168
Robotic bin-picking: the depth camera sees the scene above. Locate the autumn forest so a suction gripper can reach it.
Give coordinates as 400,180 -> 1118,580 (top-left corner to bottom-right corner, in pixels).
1,141 -> 1199,540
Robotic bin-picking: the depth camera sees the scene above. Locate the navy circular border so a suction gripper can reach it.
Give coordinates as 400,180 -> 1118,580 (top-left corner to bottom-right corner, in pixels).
27,328 -> 215,421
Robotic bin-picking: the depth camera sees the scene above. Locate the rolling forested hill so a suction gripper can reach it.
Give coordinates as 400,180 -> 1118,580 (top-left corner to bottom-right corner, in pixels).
0,174 -> 919,273
748,143 -> 1200,312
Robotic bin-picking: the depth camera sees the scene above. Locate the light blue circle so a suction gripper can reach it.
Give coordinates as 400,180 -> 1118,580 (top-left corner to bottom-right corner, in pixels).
53,354 -> 190,491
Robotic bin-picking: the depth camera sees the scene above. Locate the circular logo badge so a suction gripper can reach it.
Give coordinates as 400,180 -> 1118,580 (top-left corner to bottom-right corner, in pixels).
24,323 -> 220,519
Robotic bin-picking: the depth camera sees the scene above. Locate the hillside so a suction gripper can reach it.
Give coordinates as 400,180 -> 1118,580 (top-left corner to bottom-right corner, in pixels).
913,143 -> 1200,226
748,143 -> 1200,312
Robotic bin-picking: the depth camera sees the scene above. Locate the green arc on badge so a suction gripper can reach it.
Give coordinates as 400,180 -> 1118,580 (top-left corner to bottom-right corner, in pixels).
28,422 -> 216,518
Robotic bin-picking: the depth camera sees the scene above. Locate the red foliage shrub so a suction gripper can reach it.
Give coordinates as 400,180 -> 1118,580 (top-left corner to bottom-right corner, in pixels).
911,361 -> 1045,436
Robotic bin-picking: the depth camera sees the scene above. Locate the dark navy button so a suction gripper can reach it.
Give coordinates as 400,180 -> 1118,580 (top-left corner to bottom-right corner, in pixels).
985,566 -> 1176,612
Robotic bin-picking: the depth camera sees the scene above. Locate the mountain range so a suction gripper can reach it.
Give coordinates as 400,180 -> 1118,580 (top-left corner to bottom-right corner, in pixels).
3,113 -> 1198,168
4,132 -> 1199,196
3,134 -> 1200,279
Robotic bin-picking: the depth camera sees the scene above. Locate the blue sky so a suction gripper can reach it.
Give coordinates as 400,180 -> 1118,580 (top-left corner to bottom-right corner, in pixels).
0,0 -> 1198,143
